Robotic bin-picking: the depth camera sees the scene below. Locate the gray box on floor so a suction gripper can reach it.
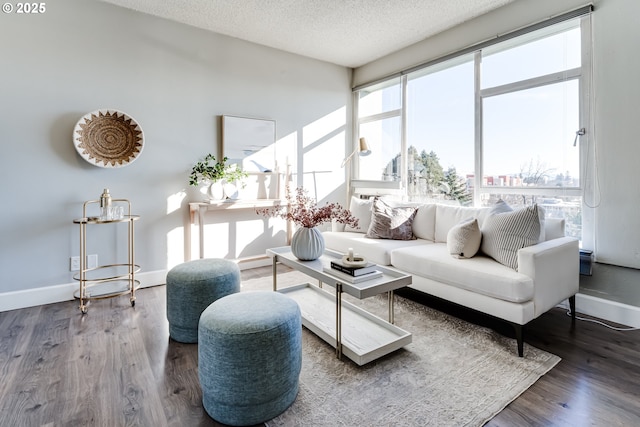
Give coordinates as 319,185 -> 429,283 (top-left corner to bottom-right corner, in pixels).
580,249 -> 593,276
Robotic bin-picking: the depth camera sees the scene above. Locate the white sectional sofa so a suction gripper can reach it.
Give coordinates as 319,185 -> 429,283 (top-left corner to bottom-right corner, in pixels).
324,198 -> 579,356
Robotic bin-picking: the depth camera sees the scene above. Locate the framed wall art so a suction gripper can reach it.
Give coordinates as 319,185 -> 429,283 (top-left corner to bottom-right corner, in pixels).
222,115 -> 276,172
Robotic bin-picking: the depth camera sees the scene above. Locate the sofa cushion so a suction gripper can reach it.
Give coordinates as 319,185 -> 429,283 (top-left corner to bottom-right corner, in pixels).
481,205 -> 540,270
447,218 -> 481,259
344,197 -> 372,233
366,198 -> 417,240
390,244 -> 534,303
412,204 -> 436,241
434,204 -> 489,243
323,231 -> 428,265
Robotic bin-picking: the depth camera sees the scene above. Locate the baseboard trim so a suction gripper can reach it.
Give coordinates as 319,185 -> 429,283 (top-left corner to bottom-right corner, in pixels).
237,255 -> 272,270
556,293 -> 640,328
575,293 -> 640,328
0,258 -> 269,313
0,270 -> 167,313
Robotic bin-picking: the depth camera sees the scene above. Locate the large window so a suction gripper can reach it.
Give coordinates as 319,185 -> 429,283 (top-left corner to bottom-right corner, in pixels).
353,13 -> 590,241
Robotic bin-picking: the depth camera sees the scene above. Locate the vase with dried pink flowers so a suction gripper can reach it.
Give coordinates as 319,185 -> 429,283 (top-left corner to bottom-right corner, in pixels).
257,187 -> 359,260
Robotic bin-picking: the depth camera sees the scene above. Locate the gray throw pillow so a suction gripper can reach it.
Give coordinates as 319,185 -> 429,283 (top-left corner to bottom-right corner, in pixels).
447,218 -> 481,259
481,205 -> 541,270
365,198 -> 417,240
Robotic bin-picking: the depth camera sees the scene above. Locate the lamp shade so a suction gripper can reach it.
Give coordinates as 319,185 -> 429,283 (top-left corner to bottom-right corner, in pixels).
359,137 -> 371,156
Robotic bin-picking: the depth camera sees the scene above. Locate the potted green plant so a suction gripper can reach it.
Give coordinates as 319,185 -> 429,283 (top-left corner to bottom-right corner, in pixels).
189,154 -> 248,200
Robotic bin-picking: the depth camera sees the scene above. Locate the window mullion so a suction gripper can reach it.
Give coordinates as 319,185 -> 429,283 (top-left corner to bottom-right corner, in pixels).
358,109 -> 401,124
474,50 -> 483,207
481,68 -> 581,98
482,187 -> 582,196
400,75 -> 408,193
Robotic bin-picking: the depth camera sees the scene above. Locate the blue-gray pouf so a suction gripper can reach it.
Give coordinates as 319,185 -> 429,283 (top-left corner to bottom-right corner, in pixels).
198,291 -> 302,426
166,258 -> 240,343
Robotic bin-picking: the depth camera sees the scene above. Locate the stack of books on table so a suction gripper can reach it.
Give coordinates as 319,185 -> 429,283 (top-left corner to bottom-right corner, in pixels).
323,259 -> 382,283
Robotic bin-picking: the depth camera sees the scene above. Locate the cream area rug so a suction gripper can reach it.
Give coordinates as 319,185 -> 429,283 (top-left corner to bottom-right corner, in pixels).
241,269 -> 560,427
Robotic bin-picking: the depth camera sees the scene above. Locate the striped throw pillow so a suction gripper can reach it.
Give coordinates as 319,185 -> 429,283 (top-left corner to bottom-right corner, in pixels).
481,205 -> 540,270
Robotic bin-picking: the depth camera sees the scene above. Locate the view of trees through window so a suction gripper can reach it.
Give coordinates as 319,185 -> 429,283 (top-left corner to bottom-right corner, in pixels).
355,17 -> 588,241
404,148 -> 472,205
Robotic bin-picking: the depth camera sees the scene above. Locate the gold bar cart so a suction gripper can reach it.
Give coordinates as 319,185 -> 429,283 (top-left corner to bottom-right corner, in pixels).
73,194 -> 140,314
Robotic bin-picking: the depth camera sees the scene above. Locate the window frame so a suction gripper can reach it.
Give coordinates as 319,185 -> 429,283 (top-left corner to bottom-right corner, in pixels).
351,10 -> 592,245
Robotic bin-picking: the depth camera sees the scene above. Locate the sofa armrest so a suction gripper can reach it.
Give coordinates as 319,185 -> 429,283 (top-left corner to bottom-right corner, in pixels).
518,236 -> 579,317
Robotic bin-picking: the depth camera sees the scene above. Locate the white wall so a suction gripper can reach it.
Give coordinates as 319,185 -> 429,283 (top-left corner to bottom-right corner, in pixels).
590,0 -> 640,267
0,0 -> 351,299
354,0 -> 640,270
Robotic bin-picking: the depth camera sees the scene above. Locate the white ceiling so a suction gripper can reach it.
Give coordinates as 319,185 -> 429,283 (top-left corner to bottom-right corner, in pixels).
100,0 -> 516,68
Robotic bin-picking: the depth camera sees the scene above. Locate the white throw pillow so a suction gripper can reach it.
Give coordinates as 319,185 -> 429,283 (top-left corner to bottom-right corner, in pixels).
447,218 -> 482,259
481,204 -> 541,270
345,197 -> 373,232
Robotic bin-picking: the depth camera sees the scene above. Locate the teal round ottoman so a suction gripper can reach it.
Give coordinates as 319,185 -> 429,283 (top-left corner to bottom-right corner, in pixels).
198,291 -> 302,426
166,258 -> 240,343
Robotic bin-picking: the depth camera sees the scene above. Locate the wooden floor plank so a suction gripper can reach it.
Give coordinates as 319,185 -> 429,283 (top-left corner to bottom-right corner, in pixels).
0,305 -> 41,406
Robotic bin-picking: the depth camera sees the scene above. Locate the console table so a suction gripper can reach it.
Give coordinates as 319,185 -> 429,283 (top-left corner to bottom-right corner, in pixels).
187,199 -> 288,260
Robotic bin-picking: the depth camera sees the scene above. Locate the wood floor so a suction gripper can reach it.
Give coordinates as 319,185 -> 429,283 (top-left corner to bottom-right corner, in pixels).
1,265 -> 639,426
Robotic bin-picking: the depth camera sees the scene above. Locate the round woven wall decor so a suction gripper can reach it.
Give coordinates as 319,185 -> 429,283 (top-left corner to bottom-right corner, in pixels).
73,109 -> 144,168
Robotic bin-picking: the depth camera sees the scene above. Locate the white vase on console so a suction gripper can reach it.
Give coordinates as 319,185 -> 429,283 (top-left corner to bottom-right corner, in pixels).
200,180 -> 224,202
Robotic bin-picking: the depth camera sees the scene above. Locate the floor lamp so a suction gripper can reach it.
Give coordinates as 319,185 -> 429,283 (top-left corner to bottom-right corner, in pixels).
342,137 -> 371,203
341,137 -> 371,168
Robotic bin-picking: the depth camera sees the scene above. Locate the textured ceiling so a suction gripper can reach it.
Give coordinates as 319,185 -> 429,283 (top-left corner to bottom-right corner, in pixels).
100,0 -> 516,68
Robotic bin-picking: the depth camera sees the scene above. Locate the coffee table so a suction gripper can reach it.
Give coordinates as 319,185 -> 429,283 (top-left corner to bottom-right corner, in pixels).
267,246 -> 412,365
